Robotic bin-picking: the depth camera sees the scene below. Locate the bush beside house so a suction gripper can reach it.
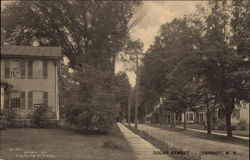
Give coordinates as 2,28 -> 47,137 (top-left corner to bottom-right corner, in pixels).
0,108 -> 17,129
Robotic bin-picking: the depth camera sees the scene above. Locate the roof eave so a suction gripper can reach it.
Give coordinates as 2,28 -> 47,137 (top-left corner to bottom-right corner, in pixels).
0,55 -> 60,60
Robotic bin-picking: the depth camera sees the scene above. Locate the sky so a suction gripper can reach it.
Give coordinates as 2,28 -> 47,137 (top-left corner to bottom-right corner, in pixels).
115,1 -> 204,86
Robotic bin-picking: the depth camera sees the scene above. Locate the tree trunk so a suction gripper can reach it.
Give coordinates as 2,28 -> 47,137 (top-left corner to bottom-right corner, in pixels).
225,112 -> 232,137
206,110 -> 211,134
171,111 -> 175,128
183,111 -> 186,130
122,106 -> 125,124
225,97 -> 234,137
165,111 -> 168,126
128,93 -> 131,126
206,93 -> 211,134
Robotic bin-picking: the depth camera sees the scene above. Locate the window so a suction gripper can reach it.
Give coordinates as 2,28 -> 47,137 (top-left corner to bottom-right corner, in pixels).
29,91 -> 48,108
10,91 -> 25,108
4,59 -> 47,79
30,60 -> 48,79
200,114 -> 204,122
10,60 -> 21,77
186,112 -> 194,121
33,60 -> 43,79
189,113 -> 194,121
33,91 -> 44,108
4,59 -> 25,78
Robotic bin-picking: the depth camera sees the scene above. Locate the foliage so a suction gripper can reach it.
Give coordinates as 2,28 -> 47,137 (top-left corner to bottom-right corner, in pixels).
195,1 -> 249,137
214,119 -> 226,130
236,120 -> 247,130
114,71 -> 131,120
1,1 -> 141,70
140,17 -> 203,124
64,102 -> 116,132
139,1 -> 249,136
0,108 -> 17,129
62,65 -> 120,132
2,1 -> 143,132
32,107 -> 58,128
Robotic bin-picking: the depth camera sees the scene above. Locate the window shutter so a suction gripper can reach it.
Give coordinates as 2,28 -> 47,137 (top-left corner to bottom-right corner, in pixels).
4,59 -> 10,78
28,91 -> 33,108
43,60 -> 48,79
43,92 -> 48,107
28,60 -> 33,79
20,60 -> 26,78
20,91 -> 26,108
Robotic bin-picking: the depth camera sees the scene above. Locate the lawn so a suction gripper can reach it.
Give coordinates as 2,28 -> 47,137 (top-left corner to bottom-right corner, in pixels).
0,124 -> 136,160
175,123 -> 249,137
147,123 -> 249,147
132,123 -> 249,160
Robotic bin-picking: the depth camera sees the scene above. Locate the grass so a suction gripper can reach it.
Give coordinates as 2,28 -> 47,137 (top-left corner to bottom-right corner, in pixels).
127,123 -> 249,160
148,123 -> 249,147
175,123 -> 249,137
0,124 -> 136,160
125,125 -> 201,160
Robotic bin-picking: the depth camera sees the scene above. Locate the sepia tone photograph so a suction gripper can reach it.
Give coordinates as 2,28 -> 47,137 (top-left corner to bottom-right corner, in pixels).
0,0 -> 249,160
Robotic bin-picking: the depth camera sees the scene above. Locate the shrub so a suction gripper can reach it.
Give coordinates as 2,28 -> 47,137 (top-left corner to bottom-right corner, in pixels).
64,101 -> 116,132
0,113 -> 8,129
214,120 -> 226,130
236,120 -> 247,130
32,107 -> 58,128
62,67 -> 119,132
0,108 -> 17,129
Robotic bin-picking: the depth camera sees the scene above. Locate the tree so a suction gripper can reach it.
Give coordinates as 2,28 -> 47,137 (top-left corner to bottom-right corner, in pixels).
197,1 -> 249,137
63,65 -> 119,131
114,72 -> 131,122
1,1 -> 141,71
140,17 -> 202,128
1,1 -> 143,131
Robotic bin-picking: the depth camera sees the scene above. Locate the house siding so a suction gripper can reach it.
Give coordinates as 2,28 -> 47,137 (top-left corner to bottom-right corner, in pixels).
0,58 -> 59,120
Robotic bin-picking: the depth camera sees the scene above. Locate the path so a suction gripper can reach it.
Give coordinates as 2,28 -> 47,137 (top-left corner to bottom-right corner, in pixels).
129,123 -> 249,160
117,123 -> 172,160
175,126 -> 249,140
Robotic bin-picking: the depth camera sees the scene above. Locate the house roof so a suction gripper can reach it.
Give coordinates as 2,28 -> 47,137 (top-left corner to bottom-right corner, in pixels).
1,45 -> 61,59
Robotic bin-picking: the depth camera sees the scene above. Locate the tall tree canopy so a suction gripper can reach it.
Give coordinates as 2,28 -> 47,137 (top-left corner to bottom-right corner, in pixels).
1,1 -> 141,72
139,1 -> 249,136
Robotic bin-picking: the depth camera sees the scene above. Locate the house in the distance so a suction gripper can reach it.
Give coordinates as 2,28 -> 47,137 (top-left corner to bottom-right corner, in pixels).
1,45 -> 61,122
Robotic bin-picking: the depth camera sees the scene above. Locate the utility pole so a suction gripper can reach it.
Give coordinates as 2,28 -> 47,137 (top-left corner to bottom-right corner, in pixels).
125,40 -> 144,130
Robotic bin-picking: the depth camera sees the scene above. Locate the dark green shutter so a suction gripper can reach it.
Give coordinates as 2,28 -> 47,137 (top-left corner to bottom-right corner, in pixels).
20,60 -> 26,78
4,59 -> 10,78
28,91 -> 33,108
28,60 -> 33,79
44,92 -> 48,107
20,91 -> 25,108
43,60 -> 48,79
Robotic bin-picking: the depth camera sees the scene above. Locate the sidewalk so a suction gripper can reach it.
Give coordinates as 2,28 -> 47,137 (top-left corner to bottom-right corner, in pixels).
117,123 -> 172,160
175,126 -> 249,140
129,123 -> 249,160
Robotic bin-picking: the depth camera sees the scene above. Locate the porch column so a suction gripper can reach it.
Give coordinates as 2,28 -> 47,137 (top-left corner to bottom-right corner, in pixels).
1,87 -> 4,112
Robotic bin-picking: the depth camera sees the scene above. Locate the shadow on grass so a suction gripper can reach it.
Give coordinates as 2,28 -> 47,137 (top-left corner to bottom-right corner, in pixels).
58,124 -> 123,138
